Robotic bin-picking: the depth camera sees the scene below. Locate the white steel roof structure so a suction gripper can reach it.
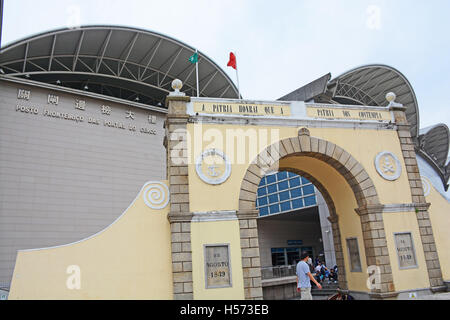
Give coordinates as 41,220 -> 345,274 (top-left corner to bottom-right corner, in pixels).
0,25 -> 239,107
280,64 -> 449,191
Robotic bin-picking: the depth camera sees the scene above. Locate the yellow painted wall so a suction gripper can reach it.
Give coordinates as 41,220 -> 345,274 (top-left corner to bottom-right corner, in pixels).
191,220 -> 245,299
186,124 -> 412,213
425,179 -> 450,282
186,122 -> 430,295
280,156 -> 369,292
383,211 -> 430,291
8,181 -> 173,300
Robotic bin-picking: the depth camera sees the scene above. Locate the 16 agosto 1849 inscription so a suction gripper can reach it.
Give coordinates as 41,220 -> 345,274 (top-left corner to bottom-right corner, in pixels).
205,245 -> 231,288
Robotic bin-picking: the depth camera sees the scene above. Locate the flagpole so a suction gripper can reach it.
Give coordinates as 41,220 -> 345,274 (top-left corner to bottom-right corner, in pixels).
195,49 -> 199,97
235,51 -> 240,99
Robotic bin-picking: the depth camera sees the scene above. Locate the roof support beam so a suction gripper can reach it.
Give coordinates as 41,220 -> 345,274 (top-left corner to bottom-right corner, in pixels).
72,31 -> 85,71
159,47 -> 182,87
118,32 -> 139,77
101,60 -> 117,77
181,58 -> 201,85
77,57 -> 94,73
219,85 -> 230,98
140,38 -> 162,81
48,34 -> 57,71
96,30 -> 113,73
27,60 -> 46,72
122,63 -> 137,80
200,70 -> 218,95
22,42 -> 29,73
53,58 -> 71,71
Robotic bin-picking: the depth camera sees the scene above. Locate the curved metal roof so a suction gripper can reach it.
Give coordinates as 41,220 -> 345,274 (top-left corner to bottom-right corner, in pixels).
328,64 -> 420,139
279,64 -> 420,139
417,124 -> 450,190
0,25 -> 239,106
419,124 -> 450,168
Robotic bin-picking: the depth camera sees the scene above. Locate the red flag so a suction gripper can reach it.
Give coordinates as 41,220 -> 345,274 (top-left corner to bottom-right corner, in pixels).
227,52 -> 237,70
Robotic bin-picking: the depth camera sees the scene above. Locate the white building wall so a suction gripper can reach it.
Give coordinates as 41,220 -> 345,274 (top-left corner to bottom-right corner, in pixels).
316,191 -> 337,268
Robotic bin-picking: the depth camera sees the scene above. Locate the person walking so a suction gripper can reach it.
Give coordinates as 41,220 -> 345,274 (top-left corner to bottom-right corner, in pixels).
296,252 -> 322,300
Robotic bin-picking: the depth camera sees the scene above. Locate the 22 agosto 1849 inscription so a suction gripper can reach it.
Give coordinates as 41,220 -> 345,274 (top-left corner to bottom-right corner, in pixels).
15,104 -> 157,135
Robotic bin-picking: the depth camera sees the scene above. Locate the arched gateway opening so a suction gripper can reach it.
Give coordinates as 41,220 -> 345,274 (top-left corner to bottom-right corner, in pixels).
237,129 -> 395,300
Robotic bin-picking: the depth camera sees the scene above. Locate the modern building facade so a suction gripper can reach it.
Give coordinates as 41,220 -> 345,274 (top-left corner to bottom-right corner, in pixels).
256,171 -> 336,271
0,26 -> 449,300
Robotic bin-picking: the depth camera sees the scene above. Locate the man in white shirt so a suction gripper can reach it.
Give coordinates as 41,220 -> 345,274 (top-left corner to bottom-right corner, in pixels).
296,252 -> 322,300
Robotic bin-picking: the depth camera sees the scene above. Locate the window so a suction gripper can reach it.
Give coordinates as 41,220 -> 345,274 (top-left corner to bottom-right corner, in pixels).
280,201 -> 291,212
289,177 -> 300,188
257,187 -> 267,197
346,238 -> 362,272
258,196 -> 268,206
271,247 -> 301,266
266,174 -> 276,184
269,204 -> 280,214
267,183 -> 277,194
268,194 -> 278,204
256,171 -> 318,217
260,206 -> 269,216
277,171 -> 288,180
301,177 -> 310,185
278,180 -> 289,191
286,248 -> 300,265
291,198 -> 303,209
302,184 -> 315,195
304,195 -> 316,207
271,248 -> 286,266
290,188 -> 302,198
279,190 -> 290,201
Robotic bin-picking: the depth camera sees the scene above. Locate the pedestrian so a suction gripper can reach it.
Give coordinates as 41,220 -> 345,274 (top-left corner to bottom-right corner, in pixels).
314,262 -> 323,283
296,252 -> 322,300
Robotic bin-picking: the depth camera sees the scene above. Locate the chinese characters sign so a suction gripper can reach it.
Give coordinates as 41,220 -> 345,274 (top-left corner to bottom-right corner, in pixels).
14,88 -> 158,136
204,244 -> 231,288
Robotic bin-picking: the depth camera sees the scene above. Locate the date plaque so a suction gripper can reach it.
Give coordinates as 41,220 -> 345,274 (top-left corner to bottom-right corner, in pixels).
204,244 -> 232,288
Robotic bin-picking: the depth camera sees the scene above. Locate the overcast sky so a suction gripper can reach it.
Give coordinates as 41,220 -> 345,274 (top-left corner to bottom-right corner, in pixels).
2,0 -> 449,129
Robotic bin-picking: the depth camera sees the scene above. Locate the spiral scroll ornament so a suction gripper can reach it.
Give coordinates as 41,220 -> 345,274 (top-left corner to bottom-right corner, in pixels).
142,181 -> 170,210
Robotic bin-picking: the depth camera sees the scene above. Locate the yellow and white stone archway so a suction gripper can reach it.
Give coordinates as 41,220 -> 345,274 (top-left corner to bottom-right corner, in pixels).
7,91 -> 448,300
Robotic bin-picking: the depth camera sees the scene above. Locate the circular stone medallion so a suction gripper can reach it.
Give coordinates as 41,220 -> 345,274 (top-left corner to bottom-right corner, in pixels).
195,149 -> 231,185
374,151 -> 402,181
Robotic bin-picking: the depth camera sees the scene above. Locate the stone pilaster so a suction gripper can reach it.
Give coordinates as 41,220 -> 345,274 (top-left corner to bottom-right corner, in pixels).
355,205 -> 396,298
165,96 -> 194,299
237,209 -> 263,300
327,215 -> 348,291
391,105 -> 445,292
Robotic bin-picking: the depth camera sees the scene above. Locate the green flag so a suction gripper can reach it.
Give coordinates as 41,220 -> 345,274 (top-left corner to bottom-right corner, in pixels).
188,52 -> 198,64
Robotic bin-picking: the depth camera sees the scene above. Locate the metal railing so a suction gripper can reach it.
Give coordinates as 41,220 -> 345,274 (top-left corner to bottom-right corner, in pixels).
261,265 -> 297,280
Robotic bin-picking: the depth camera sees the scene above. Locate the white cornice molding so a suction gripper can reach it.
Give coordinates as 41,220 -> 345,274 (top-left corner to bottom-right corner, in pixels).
191,210 -> 238,222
